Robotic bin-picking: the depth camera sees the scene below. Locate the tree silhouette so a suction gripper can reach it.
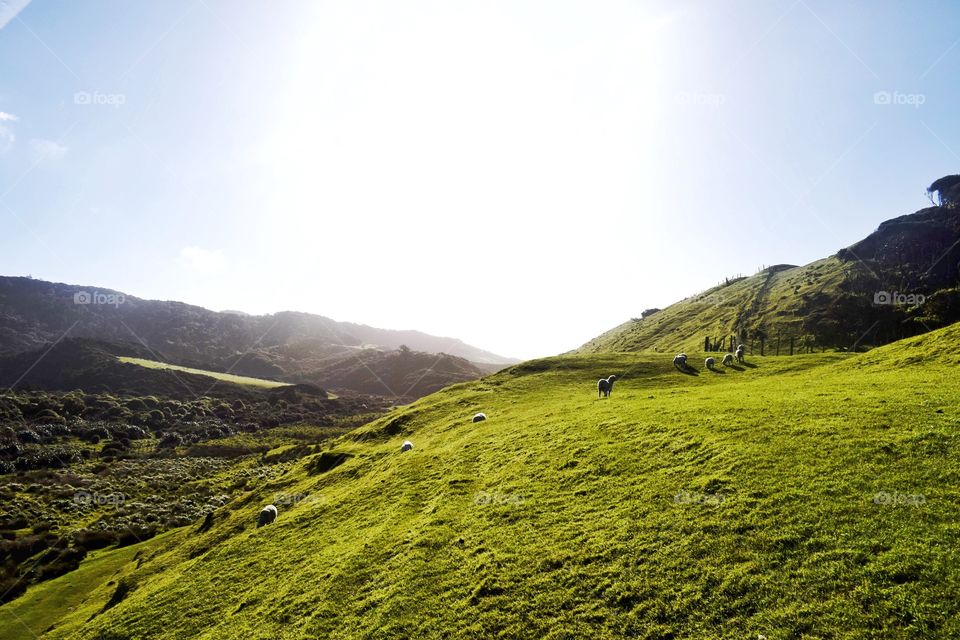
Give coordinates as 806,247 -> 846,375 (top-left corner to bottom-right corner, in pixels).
927,175 -> 960,207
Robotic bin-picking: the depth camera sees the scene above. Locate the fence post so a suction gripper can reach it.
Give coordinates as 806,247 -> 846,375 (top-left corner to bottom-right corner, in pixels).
789,336 -> 794,356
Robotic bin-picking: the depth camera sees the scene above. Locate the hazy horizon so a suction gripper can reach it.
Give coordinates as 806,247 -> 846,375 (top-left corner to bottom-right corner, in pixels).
2,0 -> 959,359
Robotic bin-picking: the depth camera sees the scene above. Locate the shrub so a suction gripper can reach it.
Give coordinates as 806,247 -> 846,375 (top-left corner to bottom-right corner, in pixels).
145,410 -> 166,428
106,405 -> 133,420
35,547 -> 87,580
73,529 -> 118,552
158,433 -> 183,449
0,575 -> 27,604
125,426 -> 149,440
61,394 -> 86,416
16,430 -> 40,444
116,526 -> 155,547
125,398 -> 148,412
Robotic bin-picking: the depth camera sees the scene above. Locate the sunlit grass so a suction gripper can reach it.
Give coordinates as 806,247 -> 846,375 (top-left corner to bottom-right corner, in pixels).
17,326 -> 960,638
117,357 -> 292,389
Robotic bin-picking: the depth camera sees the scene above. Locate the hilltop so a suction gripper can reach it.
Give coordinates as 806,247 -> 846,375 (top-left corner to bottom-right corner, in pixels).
8,322 -> 959,638
579,203 -> 960,354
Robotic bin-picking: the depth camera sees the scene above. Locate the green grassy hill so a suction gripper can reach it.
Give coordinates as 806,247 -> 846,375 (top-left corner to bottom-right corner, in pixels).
580,205 -> 960,355
579,258 -> 851,354
12,323 -> 960,638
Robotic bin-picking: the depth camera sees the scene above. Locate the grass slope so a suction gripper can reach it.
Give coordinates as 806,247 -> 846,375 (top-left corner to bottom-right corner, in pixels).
117,357 -> 293,389
0,531 -> 176,640
579,258 -> 853,354
31,325 -> 960,638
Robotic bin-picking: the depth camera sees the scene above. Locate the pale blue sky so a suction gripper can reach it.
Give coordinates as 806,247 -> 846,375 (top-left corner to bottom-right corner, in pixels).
1,0 -> 958,359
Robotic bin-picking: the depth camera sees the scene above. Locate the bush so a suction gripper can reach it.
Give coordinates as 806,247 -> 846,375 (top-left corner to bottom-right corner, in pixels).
158,433 -> 183,449
126,425 -> 149,440
61,394 -> 86,416
36,409 -> 67,424
106,405 -> 133,420
116,526 -> 155,547
125,398 -> 148,412
140,410 -> 166,429
0,575 -> 27,604
73,529 -> 118,552
16,430 -> 40,444
35,547 -> 87,581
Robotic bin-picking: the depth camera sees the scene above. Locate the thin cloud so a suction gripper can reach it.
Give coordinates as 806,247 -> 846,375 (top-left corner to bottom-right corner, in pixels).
29,138 -> 67,162
0,126 -> 13,154
0,0 -> 32,31
0,112 -> 16,153
180,246 -> 227,274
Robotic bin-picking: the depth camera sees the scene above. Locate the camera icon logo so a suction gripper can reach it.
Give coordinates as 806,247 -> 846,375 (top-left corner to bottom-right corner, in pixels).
873,91 -> 891,105
873,291 -> 891,305
74,291 -> 92,305
73,91 -> 92,105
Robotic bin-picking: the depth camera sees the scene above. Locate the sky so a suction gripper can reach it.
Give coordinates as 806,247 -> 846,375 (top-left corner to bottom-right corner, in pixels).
1,0 -> 958,360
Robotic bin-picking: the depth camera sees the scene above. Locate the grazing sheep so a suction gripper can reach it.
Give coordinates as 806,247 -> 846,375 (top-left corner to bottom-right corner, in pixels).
735,347 -> 745,364
473,412 -> 487,423
705,357 -> 716,369
673,353 -> 688,369
401,440 -> 414,452
597,375 -> 617,398
722,353 -> 734,366
257,504 -> 277,528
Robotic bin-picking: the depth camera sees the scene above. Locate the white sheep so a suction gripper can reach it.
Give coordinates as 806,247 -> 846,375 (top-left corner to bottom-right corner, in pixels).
472,413 -> 487,423
597,375 -> 617,398
401,440 -> 414,452
257,504 -> 277,528
722,353 -> 734,366
735,347 -> 745,364
673,353 -> 688,368
705,357 -> 716,369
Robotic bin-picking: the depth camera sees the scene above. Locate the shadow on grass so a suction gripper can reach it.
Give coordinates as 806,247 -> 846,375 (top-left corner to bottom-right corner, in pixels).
740,361 -> 758,369
724,364 -> 745,372
674,364 -> 699,376
706,367 -> 726,374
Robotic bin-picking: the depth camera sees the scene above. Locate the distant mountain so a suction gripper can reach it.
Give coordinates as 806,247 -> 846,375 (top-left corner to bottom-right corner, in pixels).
0,335 -> 474,404
0,277 -> 514,399
0,277 -> 515,365
580,199 -> 960,354
0,338 -> 264,400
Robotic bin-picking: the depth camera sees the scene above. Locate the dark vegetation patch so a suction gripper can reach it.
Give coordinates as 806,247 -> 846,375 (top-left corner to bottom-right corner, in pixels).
305,451 -> 354,475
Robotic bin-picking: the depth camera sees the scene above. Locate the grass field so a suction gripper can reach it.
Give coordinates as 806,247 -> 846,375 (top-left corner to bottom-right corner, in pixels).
117,357 -> 293,389
12,326 -> 960,638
